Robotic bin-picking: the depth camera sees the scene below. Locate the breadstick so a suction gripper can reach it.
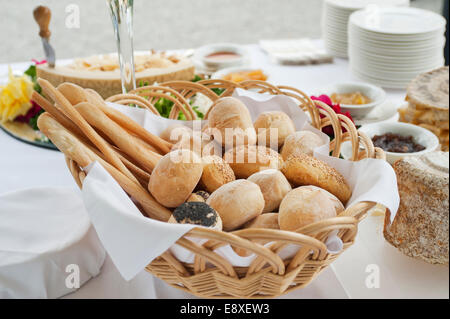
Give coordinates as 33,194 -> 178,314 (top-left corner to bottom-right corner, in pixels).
60,83 -> 172,154
57,82 -> 89,105
37,112 -> 171,221
114,150 -> 151,186
74,102 -> 162,172
84,140 -> 151,188
38,78 -> 137,184
85,88 -> 173,154
32,91 -> 85,141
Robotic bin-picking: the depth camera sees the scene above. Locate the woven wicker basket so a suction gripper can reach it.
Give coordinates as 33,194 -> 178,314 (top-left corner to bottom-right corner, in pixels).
67,79 -> 385,299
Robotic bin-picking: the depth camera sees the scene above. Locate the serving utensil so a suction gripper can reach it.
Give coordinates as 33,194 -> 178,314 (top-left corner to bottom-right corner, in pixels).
33,6 -> 56,68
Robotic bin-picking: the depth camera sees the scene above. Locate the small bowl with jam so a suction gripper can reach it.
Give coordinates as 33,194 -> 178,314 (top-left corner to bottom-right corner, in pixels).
194,43 -> 248,71
317,82 -> 386,119
342,122 -> 441,164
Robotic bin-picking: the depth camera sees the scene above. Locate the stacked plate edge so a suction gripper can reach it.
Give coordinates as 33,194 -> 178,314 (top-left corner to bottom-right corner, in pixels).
322,0 -> 410,58
348,6 -> 446,89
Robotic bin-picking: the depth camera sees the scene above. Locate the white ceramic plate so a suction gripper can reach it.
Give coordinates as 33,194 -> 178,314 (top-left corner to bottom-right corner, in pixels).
325,0 -> 409,11
350,7 -> 446,35
353,100 -> 401,126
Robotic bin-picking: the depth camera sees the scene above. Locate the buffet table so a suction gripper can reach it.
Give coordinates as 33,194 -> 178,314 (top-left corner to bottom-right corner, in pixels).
1,43 -> 448,299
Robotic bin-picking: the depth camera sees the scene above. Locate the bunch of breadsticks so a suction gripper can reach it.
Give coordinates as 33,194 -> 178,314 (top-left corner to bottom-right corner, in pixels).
35,79 -> 174,221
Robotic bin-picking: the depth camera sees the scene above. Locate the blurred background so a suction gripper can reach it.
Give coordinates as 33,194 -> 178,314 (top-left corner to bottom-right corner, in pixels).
0,0 -> 445,63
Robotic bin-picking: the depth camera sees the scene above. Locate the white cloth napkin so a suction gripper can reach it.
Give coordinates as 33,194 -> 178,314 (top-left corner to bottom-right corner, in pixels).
259,38 -> 333,65
0,187 -> 106,298
79,89 -> 399,281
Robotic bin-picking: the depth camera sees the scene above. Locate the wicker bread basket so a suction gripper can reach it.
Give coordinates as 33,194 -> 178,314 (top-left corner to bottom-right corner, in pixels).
66,79 -> 385,298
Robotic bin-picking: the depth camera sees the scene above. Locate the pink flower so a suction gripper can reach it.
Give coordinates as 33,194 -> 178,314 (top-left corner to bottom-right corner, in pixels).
311,94 -> 353,136
31,59 -> 47,65
14,101 -> 42,123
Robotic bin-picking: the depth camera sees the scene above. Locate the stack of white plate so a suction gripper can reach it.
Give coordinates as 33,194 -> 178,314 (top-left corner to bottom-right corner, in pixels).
322,0 -> 410,58
348,7 -> 446,88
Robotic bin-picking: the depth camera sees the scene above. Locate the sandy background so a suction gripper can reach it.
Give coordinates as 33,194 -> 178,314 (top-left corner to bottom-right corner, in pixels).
0,0 -> 444,63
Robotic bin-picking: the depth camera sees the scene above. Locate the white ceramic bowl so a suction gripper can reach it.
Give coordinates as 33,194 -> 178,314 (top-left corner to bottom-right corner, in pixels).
194,43 -> 248,70
341,122 -> 440,164
212,66 -> 270,81
315,82 -> 386,119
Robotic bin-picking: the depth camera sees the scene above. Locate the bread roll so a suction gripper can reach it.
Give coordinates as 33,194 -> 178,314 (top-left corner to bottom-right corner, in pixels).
278,186 -> 339,231
196,190 -> 210,201
168,202 -> 222,230
247,169 -> 292,212
171,131 -> 213,156
281,131 -> 324,159
149,149 -> 203,207
254,111 -> 295,148
224,145 -> 284,179
207,97 -> 256,147
160,124 -> 192,143
243,213 -> 279,230
281,154 -> 351,204
200,155 -> 236,193
187,193 -> 206,203
207,179 -> 265,231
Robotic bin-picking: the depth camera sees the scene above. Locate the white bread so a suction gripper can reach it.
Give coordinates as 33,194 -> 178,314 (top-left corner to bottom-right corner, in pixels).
254,111 -> 295,148
148,149 -> 203,207
207,97 -> 256,147
247,169 -> 292,213
160,124 -> 192,143
224,144 -> 284,179
200,155 -> 236,193
281,154 -> 352,204
207,179 -> 265,231
278,186 -> 339,231
281,131 -> 324,159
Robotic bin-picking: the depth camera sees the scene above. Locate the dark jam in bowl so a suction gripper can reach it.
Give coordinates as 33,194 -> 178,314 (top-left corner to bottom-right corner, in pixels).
372,133 -> 426,153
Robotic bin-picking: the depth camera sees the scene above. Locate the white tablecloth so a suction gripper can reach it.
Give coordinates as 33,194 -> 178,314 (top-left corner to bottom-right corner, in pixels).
1,43 -> 448,299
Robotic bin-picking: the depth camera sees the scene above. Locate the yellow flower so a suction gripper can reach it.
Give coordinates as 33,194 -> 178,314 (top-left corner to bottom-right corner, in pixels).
0,67 -> 34,123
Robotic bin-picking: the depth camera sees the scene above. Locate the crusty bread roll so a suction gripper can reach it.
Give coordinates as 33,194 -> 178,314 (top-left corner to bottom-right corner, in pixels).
224,145 -> 284,179
171,131 -> 213,156
281,154 -> 351,204
281,131 -> 324,159
148,149 -> 203,207
254,111 -> 296,148
168,202 -> 222,230
160,124 -> 192,143
200,155 -> 236,193
243,213 -> 280,230
278,186 -> 339,231
207,97 -> 256,147
247,169 -> 292,213
207,179 -> 265,231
